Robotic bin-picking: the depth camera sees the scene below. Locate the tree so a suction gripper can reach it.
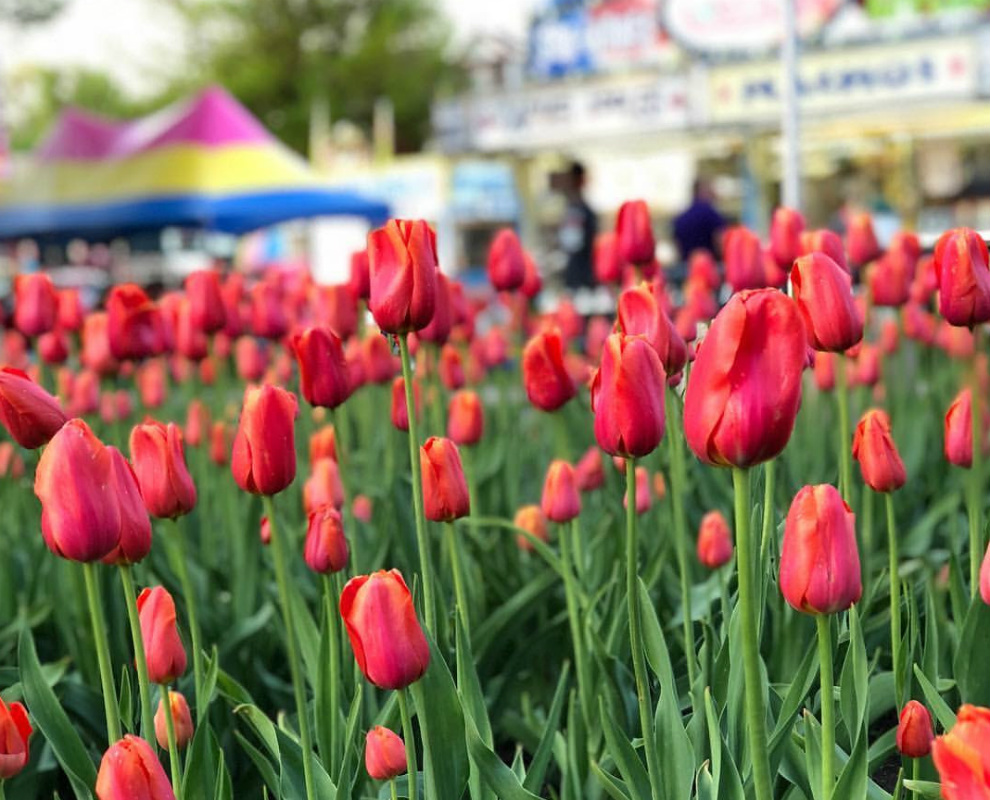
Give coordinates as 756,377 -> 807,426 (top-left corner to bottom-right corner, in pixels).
0,0 -> 65,25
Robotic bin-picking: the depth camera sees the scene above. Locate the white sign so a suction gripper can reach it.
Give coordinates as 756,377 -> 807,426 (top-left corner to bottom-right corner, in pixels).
705,36 -> 978,124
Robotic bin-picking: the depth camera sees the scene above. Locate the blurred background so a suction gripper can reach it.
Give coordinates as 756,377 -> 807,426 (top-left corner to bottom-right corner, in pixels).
1,0 -> 989,300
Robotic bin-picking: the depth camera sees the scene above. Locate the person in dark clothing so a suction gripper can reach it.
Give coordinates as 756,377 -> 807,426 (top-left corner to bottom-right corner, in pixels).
672,178 -> 726,262
557,161 -> 598,289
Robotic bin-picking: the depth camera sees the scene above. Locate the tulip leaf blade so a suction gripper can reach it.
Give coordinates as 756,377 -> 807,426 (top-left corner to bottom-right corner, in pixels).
597,695 -> 650,800
912,664 -> 957,732
952,598 -> 990,706
464,711 -> 542,800
521,660 -> 570,794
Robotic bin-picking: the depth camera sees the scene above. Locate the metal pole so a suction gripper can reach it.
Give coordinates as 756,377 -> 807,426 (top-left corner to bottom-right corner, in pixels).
781,0 -> 801,211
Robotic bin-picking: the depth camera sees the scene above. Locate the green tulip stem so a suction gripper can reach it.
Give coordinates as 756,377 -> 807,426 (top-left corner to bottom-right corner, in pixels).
912,757 -> 920,800
732,467 -> 773,800
462,446 -> 479,520
626,457 -> 662,800
444,522 -> 470,639
836,360 -> 853,507
118,564 -> 155,743
717,565 -> 731,635
398,333 -> 437,635
760,458 -> 776,564
885,492 -> 904,706
817,614 -> 835,800
329,407 -> 358,572
82,562 -> 122,743
396,688 -> 418,800
161,685 -> 183,797
969,327 -> 983,597
558,519 -> 592,731
263,496 -> 317,800
0,778 -> 6,800
322,574 -> 343,778
168,519 -> 204,722
390,778 -> 399,800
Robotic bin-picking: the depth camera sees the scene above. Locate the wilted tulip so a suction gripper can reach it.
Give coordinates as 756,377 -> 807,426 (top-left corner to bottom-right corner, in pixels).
447,390 -> 483,446
790,252 -> 863,352
896,700 -> 934,758
615,200 -> 655,266
304,504 -> 349,573
421,437 -> 470,522
340,570 -> 430,690
232,384 -> 298,495
934,227 -> 990,327
368,219 -> 438,334
154,691 -> 193,750
487,228 -> 526,292
852,409 -> 906,492
96,735 -> 175,800
0,698 -> 32,779
0,367 -> 67,448
137,587 -> 187,685
697,511 -> 733,569
13,272 -> 58,337
365,726 -> 406,781
932,704 -> 990,799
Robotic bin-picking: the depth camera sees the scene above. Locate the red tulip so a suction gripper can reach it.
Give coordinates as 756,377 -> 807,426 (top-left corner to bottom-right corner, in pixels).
101,447 -> 152,566
591,333 -> 666,458
291,325 -> 351,410
622,465 -> 652,515
0,367 -> 67,448
447,390 -> 483,446
304,504 -> 349,573
593,232 -> 623,285
309,425 -> 338,465
137,586 -> 187,685
439,344 -> 465,391
0,698 -> 32,779
521,252 -> 542,298
340,569 -> 430,690
365,726 -> 406,781
154,691 -> 193,750
867,253 -> 912,308
980,541 -> 990,605
38,328 -> 69,364
846,212 -> 880,268
13,272 -> 58,337
487,228 -> 527,291
697,510 -> 733,569
304,457 -> 344,513
813,351 -> 836,392
209,421 -> 230,466
349,249 -> 371,300
129,421 -> 197,519
575,446 -> 605,492
220,275 -> 245,338
58,288 -> 85,332
391,376 -> 421,432
790,252 -> 863,352
174,298 -> 209,361
852,409 -> 906,492
945,388 -> 987,468
684,289 -> 806,468
780,484 -> 861,615
541,460 -> 581,523
107,284 -> 164,361
421,437 -> 470,522
184,400 -> 210,448
522,328 -> 576,412
231,384 -> 298,495
352,495 -> 373,523
896,700 -> 934,758
932,704 -> 990,799
800,229 -> 847,271
934,228 -> 990,327
368,219 -> 438,334
184,270 -> 226,334
316,284 -> 358,341
250,281 -> 289,340
233,337 -> 267,383
769,207 -> 805,269
723,226 -> 765,292
96,735 -> 175,800
615,200 -> 655,266
616,283 -> 688,375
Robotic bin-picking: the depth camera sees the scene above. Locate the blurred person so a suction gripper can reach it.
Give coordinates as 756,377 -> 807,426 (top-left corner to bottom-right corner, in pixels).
555,161 -> 598,290
672,178 -> 726,263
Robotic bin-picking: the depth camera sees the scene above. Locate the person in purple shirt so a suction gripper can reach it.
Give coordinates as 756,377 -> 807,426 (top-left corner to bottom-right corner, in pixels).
672,178 -> 726,262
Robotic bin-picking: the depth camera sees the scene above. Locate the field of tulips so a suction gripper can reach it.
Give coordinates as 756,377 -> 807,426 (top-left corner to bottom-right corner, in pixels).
0,206 -> 989,800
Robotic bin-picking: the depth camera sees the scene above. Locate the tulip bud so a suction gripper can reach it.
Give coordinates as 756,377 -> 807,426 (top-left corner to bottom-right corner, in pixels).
591,333 -> 666,458
685,289 -> 806,468
541,460 -> 581,523
259,516 -> 271,546
291,325 -> 351,410
622,466 -> 652,515
130,421 -> 197,519
697,510 -> 733,569
852,409 -> 906,493
593,232 -> 623,285
521,328 -> 577,412
769,207 -> 805,269
106,284 -> 164,361
615,200 -> 655,266
304,457 -> 345,513
421,437 -> 470,522
368,219 -> 438,334
514,505 -> 549,551
575,446 -> 605,492
945,388 -> 983,468
780,484 -> 862,615
340,569 -> 430,690
13,273 -> 58,337
813,351 -> 836,392
447,390 -> 484,446
932,704 -> 990,800
232,384 -> 298,495
137,587 -> 187,685
934,227 -> 990,327
653,472 -> 667,500
304,505 -> 349,574
867,253 -> 912,308
352,494 -> 373,523
154,691 -> 194,750
521,251 -> 542,298
616,283 -> 687,375
101,447 -> 152,566
790,253 -> 863,352
846,212 -> 880,268
184,270 -> 226,334
487,228 -> 527,292
96,735 -> 175,800
0,698 -> 32,779
723,226 -> 765,292
365,726 -> 406,781
391,376 -> 421,432
896,700 -> 934,758
0,367 -> 67,448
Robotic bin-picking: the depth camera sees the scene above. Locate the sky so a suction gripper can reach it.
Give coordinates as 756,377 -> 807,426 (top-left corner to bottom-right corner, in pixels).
0,0 -> 534,95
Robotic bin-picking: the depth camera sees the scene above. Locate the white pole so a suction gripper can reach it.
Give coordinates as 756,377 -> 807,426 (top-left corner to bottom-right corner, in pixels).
781,0 -> 801,211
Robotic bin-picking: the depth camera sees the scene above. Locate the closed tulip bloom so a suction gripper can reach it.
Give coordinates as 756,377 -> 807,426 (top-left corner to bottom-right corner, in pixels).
791,252 -> 864,352
304,457 -> 345,513
867,253 -> 912,308
340,569 -> 430,690
317,284 -> 358,341
154,691 -> 193,750
96,735 -> 175,800
0,698 -> 32,779
616,283 -> 688,375
514,505 -> 549,551
174,298 -> 209,361
934,227 -> 990,327
813,351 -> 836,391
439,344 -> 465,391
932,704 -> 990,800
36,419 -> 121,562
697,510 -> 733,569
770,207 -> 805,269
250,281 -> 289,340
487,228 -> 527,291
368,219 -> 438,334
259,516 -> 272,546
541,460 -> 581,523
982,542 -> 990,605
0,367 -> 67,448
234,337 -> 267,382
309,425 -> 338,465
362,334 -> 396,384
107,284 -> 164,361
391,376 -> 421,432
352,494 -> 373,523
684,289 -> 806,468
622,465 -> 652,515
102,447 -> 153,565
575,446 -> 605,492
421,437 -> 470,522
615,199 -> 655,266
852,409 -> 906,492
231,384 -> 298,495
38,328 -> 69,364
591,333 -> 666,458
304,504 -> 349,574
209,421 -> 230,466
291,325 -> 351,410
723,226 -> 765,292
419,273 -> 453,345
521,328 -> 576,412
184,400 -> 210,448
13,272 -> 58,337
184,270 -> 226,334
349,249 -> 371,300
70,369 -> 100,416
800,229 -> 847,271
896,701 -> 934,758
846,212 -> 880,268
137,587 -> 187,685
946,389 -> 980,468
130,421 -> 197,519
780,484 -> 862,615
365,726 -> 406,781
136,360 -> 167,409
58,288 -> 85,331
521,251 -> 542,298
594,231 -> 623,284
447,390 -> 484,445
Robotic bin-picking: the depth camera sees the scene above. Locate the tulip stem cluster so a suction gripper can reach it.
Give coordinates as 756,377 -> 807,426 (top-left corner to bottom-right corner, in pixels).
885,493 -> 904,705
83,562 -> 122,744
161,686 -> 183,797
168,520 -> 205,722
118,565 -> 155,743
398,334 -> 437,635
731,467 -> 773,800
816,614 -> 835,800
263,497 -> 317,800
396,688 -> 418,800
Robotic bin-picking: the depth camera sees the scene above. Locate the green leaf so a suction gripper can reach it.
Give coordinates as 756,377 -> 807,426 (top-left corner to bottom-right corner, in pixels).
455,615 -> 495,800
769,641 -> 818,770
234,731 -> 279,795
465,712 -> 542,800
912,664 -> 957,732
117,665 -> 133,736
521,662 -> 570,795
833,726 -> 868,800
803,711 -> 823,800
591,761 -> 632,800
839,605 -> 869,740
17,626 -> 96,799
274,726 -> 337,800
598,695 -> 650,800
952,599 -> 990,706
200,645 -> 220,715
184,721 -> 219,799
902,780 -> 944,798
214,749 -> 234,800
703,689 -> 745,800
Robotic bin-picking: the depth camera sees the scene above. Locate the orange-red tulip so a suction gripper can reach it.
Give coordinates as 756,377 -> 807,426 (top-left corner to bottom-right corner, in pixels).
896,700 -> 934,758
154,691 -> 193,750
57,288 -> 85,332
447,390 -> 483,446
391,376 -> 421,432
232,384 -> 298,496
96,735 -> 175,800
514,505 -> 548,551
0,698 -> 32,779
575,446 -> 605,492
522,328 -> 576,412
304,457 -> 345,513
791,252 -> 863,352
0,366 -> 67,448
368,219 -> 438,334
137,586 -> 187,685
185,400 -> 210,448
852,409 -> 906,493
932,704 -> 990,799
622,465 -> 652,515
439,343 -> 465,391
945,388 -> 986,468
934,227 -> 990,327
304,504 -> 349,574
209,421 -> 230,467
365,725 -> 406,781
697,510 -> 733,569
129,421 -> 197,519
421,436 -> 470,522
352,494 -> 373,523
